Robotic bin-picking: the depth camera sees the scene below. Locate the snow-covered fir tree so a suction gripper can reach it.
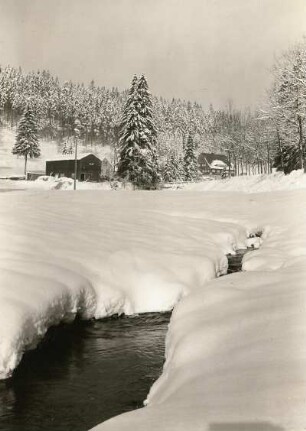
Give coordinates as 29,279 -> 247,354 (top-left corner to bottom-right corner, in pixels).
183,133 -> 198,181
117,75 -> 159,188
116,75 -> 140,182
12,106 -> 40,175
163,152 -> 182,183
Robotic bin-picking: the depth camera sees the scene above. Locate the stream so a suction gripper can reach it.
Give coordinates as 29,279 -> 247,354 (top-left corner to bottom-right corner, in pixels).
0,250 -> 248,431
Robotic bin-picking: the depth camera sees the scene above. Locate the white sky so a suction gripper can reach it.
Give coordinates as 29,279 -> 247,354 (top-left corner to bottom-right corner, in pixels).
0,0 -> 305,108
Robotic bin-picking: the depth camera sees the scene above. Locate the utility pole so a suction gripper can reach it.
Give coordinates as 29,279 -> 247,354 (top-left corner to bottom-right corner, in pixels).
74,136 -> 78,190
73,118 -> 82,191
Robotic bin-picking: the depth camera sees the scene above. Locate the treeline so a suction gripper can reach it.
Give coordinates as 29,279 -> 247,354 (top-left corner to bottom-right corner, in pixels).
263,39 -> 306,173
1,37 -> 306,176
0,65 -> 272,174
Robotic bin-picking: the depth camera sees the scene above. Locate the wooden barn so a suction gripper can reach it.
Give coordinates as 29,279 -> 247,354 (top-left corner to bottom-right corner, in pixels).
46,153 -> 102,182
198,153 -> 234,177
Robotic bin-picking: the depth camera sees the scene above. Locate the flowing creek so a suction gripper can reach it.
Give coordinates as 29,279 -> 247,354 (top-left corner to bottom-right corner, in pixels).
0,250 -> 249,431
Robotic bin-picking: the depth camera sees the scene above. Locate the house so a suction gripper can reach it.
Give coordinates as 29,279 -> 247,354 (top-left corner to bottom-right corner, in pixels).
198,153 -> 234,177
46,153 -> 102,182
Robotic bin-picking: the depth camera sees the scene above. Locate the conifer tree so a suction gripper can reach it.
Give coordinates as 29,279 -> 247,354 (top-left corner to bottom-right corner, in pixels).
163,153 -> 182,182
12,106 -> 40,175
117,75 -> 141,183
117,75 -> 159,188
62,142 -> 69,154
183,133 -> 198,181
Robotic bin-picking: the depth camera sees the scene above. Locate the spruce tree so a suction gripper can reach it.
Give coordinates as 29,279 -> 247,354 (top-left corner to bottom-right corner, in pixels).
163,153 -> 182,183
117,75 -> 140,182
183,133 -> 198,181
12,106 -> 40,175
117,75 -> 159,189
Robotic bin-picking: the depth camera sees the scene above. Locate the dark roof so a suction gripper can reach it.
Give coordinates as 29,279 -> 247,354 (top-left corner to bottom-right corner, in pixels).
198,152 -> 229,165
46,153 -> 101,162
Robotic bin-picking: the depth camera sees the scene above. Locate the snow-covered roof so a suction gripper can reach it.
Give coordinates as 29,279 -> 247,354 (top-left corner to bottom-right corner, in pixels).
45,153 -> 99,162
211,159 -> 228,169
199,152 -> 228,165
198,153 -> 234,170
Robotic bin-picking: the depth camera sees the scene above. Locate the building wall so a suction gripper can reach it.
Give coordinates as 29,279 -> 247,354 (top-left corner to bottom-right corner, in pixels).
46,155 -> 102,181
79,155 -> 102,181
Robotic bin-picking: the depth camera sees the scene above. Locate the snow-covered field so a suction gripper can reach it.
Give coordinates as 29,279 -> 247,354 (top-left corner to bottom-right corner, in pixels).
1,168 -> 306,194
0,173 -> 306,430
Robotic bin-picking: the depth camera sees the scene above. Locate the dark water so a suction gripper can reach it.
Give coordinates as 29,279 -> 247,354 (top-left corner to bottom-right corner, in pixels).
0,313 -> 170,431
227,249 -> 250,274
0,250 -> 250,431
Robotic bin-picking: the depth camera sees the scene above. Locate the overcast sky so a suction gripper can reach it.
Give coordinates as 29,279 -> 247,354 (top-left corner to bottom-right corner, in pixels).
0,0 -> 305,108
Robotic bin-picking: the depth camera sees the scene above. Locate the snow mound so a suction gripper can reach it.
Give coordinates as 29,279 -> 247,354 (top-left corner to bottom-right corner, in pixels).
88,189 -> 306,431
175,169 -> 306,192
1,187 -> 306,430
0,190 -> 250,378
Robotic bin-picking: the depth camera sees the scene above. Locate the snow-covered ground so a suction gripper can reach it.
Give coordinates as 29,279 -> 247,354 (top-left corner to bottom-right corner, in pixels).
1,168 -> 306,194
0,172 -> 306,430
173,169 -> 306,192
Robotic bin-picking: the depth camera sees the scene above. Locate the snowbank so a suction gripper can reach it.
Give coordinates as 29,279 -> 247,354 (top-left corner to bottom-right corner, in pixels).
0,177 -> 117,192
88,189 -> 306,431
0,190 -> 249,378
1,184 -> 306,430
170,169 -> 306,193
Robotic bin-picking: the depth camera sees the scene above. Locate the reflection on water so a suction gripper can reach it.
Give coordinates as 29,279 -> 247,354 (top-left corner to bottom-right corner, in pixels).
0,313 -> 170,431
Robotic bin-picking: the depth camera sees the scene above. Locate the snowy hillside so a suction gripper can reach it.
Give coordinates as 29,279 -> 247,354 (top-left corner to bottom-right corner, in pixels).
0,126 -> 113,177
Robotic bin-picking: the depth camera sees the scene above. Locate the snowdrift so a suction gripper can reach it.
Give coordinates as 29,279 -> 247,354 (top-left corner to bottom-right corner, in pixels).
0,182 -> 306,430
0,190 -> 249,379
173,169 -> 306,193
88,189 -> 306,431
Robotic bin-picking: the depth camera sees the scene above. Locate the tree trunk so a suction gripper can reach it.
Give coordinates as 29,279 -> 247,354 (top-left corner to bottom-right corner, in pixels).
257,157 -> 260,174
228,151 -> 231,178
24,154 -> 28,177
298,115 -> 304,171
276,129 -> 284,171
266,144 -> 270,174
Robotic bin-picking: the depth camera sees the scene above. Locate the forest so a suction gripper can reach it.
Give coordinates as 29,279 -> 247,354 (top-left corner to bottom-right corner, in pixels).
1,39 -> 306,177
